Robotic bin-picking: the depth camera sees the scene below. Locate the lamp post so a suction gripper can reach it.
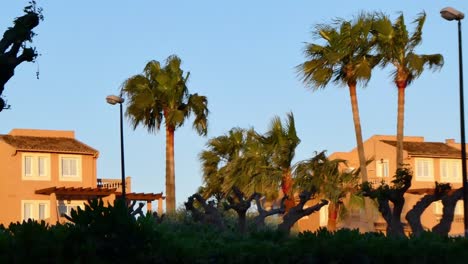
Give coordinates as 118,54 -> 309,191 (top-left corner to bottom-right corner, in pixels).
106,94 -> 126,202
441,7 -> 467,237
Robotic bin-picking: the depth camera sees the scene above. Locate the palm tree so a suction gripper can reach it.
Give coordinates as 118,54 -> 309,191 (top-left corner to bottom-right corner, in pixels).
199,113 -> 300,211
199,127 -> 246,201
199,127 -> 282,202
122,55 -> 209,213
259,112 -> 301,210
372,12 -> 443,168
294,151 -> 360,231
298,15 -> 379,182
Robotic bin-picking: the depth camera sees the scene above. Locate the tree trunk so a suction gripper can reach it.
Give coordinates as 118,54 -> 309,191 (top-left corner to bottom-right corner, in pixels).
432,188 -> 463,236
348,81 -> 374,231
253,194 -> 286,228
388,196 -> 405,237
327,202 -> 338,231
396,82 -> 406,168
406,194 -> 440,237
347,81 -> 368,181
282,169 -> 295,212
278,198 -> 328,234
165,125 -> 176,213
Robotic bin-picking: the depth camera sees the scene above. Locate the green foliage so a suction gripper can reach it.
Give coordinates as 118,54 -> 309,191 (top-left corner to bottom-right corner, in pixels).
372,12 -> 443,85
1,207 -> 468,263
298,13 -> 380,89
361,166 -> 413,199
121,55 -> 209,134
199,113 -> 300,201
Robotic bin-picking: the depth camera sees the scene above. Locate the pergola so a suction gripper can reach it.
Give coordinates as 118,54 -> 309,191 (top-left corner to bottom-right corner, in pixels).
35,186 -> 165,222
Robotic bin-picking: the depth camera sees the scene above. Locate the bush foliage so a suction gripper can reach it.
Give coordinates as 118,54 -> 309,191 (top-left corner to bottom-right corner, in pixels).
1,200 -> 468,263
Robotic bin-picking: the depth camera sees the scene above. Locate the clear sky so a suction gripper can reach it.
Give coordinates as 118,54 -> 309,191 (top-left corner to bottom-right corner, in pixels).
2,0 -> 467,210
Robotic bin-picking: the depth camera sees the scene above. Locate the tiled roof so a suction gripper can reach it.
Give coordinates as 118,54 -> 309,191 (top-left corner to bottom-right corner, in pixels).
381,140 -> 462,158
0,135 -> 98,155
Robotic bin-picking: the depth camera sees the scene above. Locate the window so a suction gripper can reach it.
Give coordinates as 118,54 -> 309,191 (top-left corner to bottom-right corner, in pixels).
440,159 -> 462,183
319,204 -> 329,227
59,155 -> 82,181
21,200 -> 50,221
376,159 -> 389,177
22,153 -> 50,180
58,201 -> 84,217
415,158 -> 434,181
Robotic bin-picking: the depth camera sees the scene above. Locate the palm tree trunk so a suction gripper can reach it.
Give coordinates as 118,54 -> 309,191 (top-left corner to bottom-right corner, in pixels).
396,82 -> 406,168
348,81 -> 374,231
166,124 -> 176,213
282,168 -> 295,212
347,81 -> 368,181
327,202 -> 338,231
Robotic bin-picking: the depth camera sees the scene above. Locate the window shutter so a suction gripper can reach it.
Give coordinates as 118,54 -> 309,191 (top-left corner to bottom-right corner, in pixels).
24,156 -> 32,176
70,159 -> 77,176
38,157 -> 46,176
38,203 -> 46,220
24,203 -> 32,220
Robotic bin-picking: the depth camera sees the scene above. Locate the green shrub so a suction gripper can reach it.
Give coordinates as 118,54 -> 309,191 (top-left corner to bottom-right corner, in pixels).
2,201 -> 468,263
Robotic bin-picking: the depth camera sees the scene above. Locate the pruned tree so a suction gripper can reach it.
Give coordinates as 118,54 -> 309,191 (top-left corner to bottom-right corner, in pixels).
0,1 -> 43,108
405,182 -> 451,237
277,191 -> 328,234
151,211 -> 165,224
184,193 -> 224,230
252,193 -> 287,228
223,186 -> 256,233
432,187 -> 463,236
128,201 -> 146,218
361,166 -> 412,237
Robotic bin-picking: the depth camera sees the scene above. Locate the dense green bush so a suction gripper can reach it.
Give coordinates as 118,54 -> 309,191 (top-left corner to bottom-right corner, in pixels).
1,200 -> 468,263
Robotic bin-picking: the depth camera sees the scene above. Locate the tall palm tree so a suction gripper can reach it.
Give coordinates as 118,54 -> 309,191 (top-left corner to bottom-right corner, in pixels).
259,112 -> 301,210
122,55 -> 209,213
298,15 -> 379,182
294,151 -> 360,231
372,12 -> 443,168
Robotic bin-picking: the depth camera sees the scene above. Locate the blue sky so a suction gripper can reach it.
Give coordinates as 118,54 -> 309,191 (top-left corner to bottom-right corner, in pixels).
2,0 -> 467,210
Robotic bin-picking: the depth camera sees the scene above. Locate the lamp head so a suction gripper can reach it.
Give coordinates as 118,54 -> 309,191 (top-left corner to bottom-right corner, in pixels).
106,95 -> 124,105
441,7 -> 465,21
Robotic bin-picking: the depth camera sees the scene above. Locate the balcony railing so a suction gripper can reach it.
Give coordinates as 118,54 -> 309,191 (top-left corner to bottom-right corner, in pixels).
367,177 -> 391,185
97,178 -> 131,192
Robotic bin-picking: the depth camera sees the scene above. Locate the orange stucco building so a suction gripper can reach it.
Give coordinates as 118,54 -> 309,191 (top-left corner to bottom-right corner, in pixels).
298,135 -> 465,235
0,129 -> 164,225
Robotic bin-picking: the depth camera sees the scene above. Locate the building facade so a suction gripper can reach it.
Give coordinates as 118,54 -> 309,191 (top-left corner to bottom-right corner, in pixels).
0,129 -> 163,226
298,135 -> 465,235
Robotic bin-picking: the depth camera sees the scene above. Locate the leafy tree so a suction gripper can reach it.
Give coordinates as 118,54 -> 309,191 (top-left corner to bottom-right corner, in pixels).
200,113 -> 299,207
298,14 -> 379,182
199,127 -> 249,202
259,112 -> 300,210
0,1 -> 43,110
199,127 -> 276,200
294,151 -> 360,231
122,55 -> 209,213
372,12 -> 443,167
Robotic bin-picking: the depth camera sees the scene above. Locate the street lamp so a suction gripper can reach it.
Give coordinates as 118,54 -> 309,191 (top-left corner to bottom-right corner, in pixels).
441,7 -> 467,237
106,94 -> 127,202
